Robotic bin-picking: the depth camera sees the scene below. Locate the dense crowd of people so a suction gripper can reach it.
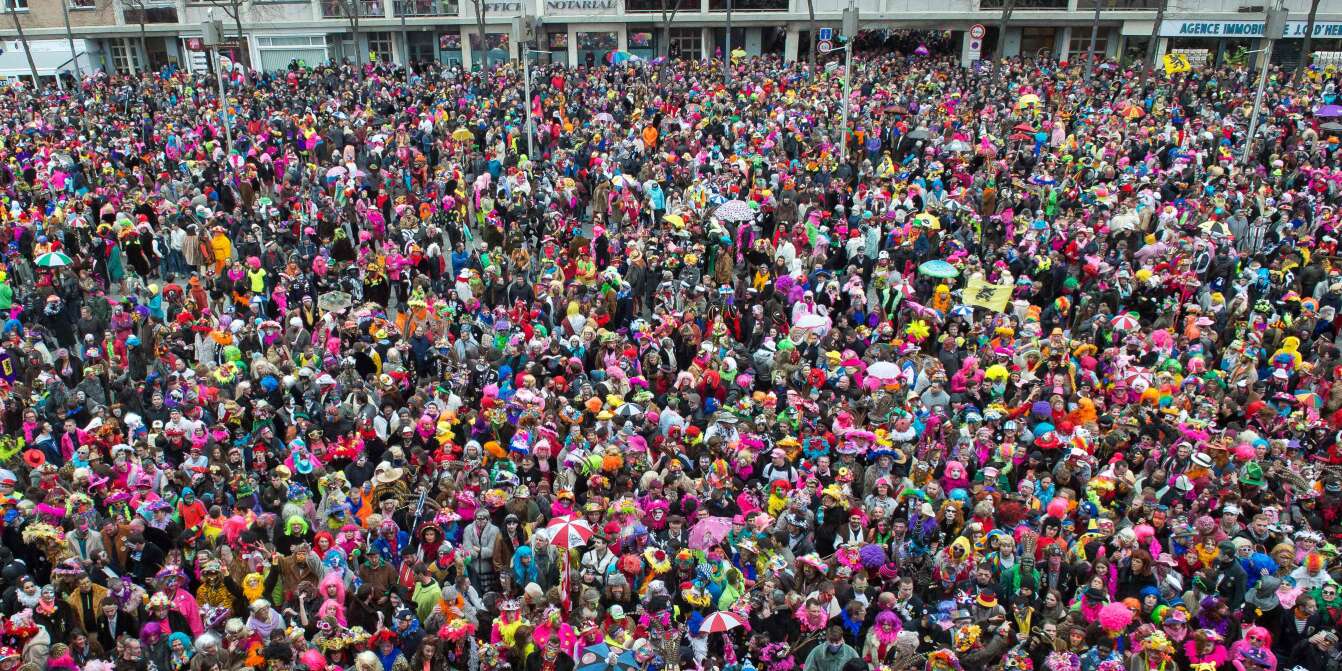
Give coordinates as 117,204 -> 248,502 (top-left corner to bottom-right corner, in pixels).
0,37 -> 1338,671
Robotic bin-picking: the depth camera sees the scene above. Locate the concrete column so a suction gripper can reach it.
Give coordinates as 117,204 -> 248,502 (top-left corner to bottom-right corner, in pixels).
784,25 -> 799,62
567,26 -> 577,64
1003,26 -> 1021,57
618,26 -> 628,51
1153,36 -> 1168,60
1056,26 -> 1071,60
745,27 -> 762,54
701,26 -> 712,59
960,29 -> 982,67
461,27 -> 474,66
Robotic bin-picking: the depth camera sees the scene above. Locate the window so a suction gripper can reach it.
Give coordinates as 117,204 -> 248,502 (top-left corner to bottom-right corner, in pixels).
548,32 -> 568,49
321,0 -> 383,17
1076,0 -> 1159,7
577,31 -> 616,50
123,6 -> 179,23
367,32 -> 393,61
69,0 -> 96,10
3,0 -> 27,9
669,27 -> 699,58
395,0 -> 458,15
709,0 -> 787,11
979,0 -> 1066,7
625,0 -> 681,13
439,32 -> 462,49
1067,34 -> 1108,61
110,40 -> 143,73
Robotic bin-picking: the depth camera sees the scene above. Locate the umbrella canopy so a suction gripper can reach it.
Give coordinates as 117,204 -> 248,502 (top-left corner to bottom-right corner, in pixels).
1110,313 -> 1140,331
34,251 -> 72,268
688,516 -> 733,550
545,515 -> 594,549
918,259 -> 959,278
905,128 -> 931,140
574,643 -> 638,671
1315,104 -> 1342,117
1017,93 -> 1041,107
593,112 -> 615,124
867,361 -> 901,380
913,213 -> 941,230
945,139 -> 971,152
1322,122 -> 1342,133
317,290 -> 353,313
614,403 -> 643,418
451,128 -> 474,142
662,213 -> 685,228
607,50 -> 641,64
699,611 -> 744,633
794,313 -> 829,330
715,199 -> 756,222
1200,220 -> 1233,238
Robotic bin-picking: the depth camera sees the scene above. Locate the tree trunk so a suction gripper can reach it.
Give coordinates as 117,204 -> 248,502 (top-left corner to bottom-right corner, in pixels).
473,0 -> 488,69
138,8 -> 150,73
345,0 -> 363,76
1296,0 -> 1322,80
806,0 -> 816,78
992,0 -> 1015,64
658,0 -> 683,59
1139,0 -> 1167,87
232,4 -> 250,71
8,7 -> 39,85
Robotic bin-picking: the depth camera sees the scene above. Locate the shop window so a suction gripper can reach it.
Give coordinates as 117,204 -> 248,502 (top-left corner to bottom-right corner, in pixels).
368,32 -> 394,61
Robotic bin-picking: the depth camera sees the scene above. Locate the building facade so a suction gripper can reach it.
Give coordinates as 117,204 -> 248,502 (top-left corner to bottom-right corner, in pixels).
0,0 -> 1338,80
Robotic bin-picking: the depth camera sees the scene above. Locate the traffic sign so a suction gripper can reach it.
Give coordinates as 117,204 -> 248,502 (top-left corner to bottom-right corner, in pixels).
818,27 -> 833,41
969,23 -> 985,40
817,39 -> 833,53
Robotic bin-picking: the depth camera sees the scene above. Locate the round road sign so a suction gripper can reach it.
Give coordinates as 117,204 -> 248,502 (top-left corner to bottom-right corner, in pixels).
817,39 -> 833,53
970,24 -> 986,40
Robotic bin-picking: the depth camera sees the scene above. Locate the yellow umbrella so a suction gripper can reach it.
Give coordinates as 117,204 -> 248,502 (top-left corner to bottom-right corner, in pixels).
451,128 -> 474,142
663,214 -> 686,228
914,213 -> 941,230
1016,93 -> 1041,108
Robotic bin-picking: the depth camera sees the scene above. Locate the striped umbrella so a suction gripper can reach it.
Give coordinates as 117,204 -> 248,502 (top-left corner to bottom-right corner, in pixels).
545,515 -> 594,549
34,251 -> 72,268
714,199 -> 756,222
698,611 -> 744,633
1110,312 -> 1140,331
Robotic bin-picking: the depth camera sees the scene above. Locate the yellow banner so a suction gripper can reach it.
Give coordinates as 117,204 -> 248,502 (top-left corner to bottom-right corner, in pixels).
964,277 -> 1013,312
1163,53 -> 1192,76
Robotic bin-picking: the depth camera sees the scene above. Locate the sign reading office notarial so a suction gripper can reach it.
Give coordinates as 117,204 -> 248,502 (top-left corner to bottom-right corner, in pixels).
545,0 -> 617,12
1160,20 -> 1342,39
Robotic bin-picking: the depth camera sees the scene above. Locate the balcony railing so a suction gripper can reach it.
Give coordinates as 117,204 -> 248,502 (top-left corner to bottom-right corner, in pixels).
1075,0 -> 1160,8
708,0 -> 789,11
123,5 -> 179,23
394,0 -> 458,15
979,0 -> 1067,8
321,0 -> 384,17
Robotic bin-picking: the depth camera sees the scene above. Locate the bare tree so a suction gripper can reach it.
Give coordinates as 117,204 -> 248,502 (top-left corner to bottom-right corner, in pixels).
806,0 -> 816,77
469,0 -> 488,68
992,0 -> 1016,63
5,0 -> 39,85
657,0 -> 684,59
200,0 -> 250,71
122,0 -> 152,73
1296,0 -> 1322,80
1139,0 -> 1168,87
334,0 -> 365,75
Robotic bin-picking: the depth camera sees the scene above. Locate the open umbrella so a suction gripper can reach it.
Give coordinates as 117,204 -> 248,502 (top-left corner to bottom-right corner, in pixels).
615,403 -> 643,418
545,516 -> 594,549
913,213 -> 941,230
607,50 -> 640,64
1322,122 -> 1342,133
699,611 -> 744,633
1200,220 -> 1233,238
451,128 -> 474,142
593,112 -> 615,124
1110,312 -> 1140,331
662,213 -> 685,228
1013,122 -> 1036,132
945,139 -> 971,153
715,199 -> 756,222
1315,104 -> 1342,117
35,251 -> 72,268
317,290 -> 353,312
688,516 -> 733,550
905,128 -> 931,141
325,166 -> 348,178
1008,132 -> 1032,141
1017,93 -> 1041,108
794,313 -> 829,330
918,259 -> 959,278
867,361 -> 901,380
575,643 -> 638,671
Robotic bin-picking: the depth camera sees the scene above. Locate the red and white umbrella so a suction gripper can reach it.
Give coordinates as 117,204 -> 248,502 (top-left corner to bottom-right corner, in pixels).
698,611 -> 744,633
545,516 -> 594,549
1110,313 -> 1140,331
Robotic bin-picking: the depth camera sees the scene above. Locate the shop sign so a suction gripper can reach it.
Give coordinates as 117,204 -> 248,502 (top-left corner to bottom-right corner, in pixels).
544,0 -> 617,13
1160,20 -> 1342,39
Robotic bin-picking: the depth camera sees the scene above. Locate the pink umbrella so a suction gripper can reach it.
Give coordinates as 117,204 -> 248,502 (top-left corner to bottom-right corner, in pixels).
1110,313 -> 1140,331
699,611 -> 744,633
545,516 -> 594,549
688,516 -> 733,550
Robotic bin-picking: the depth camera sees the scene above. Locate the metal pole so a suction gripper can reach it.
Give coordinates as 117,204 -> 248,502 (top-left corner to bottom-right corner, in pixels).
839,43 -> 851,165
1084,0 -> 1102,82
213,46 -> 234,159
523,47 -> 535,159
1242,0 -> 1283,166
723,0 -> 732,84
60,0 -> 82,81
